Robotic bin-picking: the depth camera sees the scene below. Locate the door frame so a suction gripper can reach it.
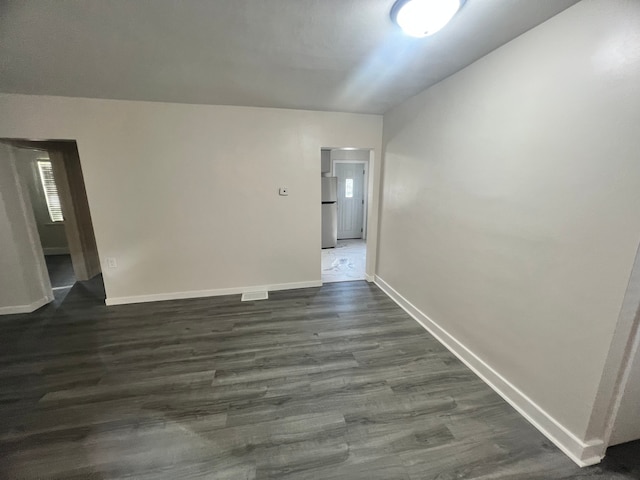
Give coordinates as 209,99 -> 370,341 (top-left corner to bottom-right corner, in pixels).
331,159 -> 369,241
585,240 -> 640,451
575,238 -> 640,461
11,140 -> 101,282
320,147 -> 379,284
0,139 -> 102,314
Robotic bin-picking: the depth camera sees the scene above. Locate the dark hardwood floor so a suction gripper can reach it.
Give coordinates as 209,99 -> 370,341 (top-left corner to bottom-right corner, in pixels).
45,254 -> 76,288
0,277 -> 638,479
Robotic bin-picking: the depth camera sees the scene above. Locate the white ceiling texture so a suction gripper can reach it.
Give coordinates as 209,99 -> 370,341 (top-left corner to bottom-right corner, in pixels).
0,0 -> 580,114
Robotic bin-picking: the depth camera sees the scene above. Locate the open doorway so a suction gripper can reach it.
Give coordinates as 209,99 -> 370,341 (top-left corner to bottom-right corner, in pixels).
15,147 -> 76,291
0,139 -> 102,310
320,148 -> 369,283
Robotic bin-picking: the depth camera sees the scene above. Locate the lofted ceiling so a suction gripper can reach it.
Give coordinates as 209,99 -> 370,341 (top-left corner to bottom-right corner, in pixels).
0,0 -> 581,114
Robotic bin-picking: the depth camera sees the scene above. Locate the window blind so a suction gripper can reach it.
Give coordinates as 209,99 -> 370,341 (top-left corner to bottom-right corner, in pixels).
37,160 -> 64,222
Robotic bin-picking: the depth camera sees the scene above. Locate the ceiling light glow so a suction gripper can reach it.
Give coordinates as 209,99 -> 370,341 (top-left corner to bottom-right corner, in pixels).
391,0 -> 464,38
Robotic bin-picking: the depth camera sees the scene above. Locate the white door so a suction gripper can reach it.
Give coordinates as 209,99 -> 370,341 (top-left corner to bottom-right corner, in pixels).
335,162 -> 365,239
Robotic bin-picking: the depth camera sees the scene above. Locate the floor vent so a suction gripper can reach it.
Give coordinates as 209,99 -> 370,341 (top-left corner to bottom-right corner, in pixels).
241,291 -> 269,302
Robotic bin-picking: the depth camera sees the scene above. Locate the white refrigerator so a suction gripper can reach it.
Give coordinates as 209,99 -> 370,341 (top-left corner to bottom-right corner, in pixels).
321,177 -> 337,248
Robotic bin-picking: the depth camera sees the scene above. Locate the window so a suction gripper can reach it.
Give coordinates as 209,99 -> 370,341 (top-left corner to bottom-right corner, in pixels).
37,160 -> 64,222
345,178 -> 353,198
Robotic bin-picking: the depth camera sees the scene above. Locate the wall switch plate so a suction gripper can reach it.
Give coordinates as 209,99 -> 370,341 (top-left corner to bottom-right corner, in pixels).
106,257 -> 118,268
279,187 -> 288,196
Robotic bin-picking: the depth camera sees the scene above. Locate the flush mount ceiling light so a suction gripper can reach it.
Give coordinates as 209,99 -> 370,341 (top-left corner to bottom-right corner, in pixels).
391,0 -> 465,38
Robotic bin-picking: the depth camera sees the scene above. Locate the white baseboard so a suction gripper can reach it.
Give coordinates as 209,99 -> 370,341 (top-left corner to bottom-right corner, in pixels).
365,274 -> 374,282
43,247 -> 70,255
0,295 -> 53,315
374,275 -> 604,467
105,280 -> 323,306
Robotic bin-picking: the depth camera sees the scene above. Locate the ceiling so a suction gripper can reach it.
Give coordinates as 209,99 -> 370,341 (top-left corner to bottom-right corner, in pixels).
0,0 -> 581,114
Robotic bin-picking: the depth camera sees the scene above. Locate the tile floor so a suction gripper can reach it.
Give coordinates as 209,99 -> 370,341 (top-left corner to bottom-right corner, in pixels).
322,239 -> 366,283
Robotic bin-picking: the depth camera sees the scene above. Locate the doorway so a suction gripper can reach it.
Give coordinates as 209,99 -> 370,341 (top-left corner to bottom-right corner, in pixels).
320,148 -> 369,283
0,139 -> 102,311
16,147 -> 76,290
335,161 -> 367,240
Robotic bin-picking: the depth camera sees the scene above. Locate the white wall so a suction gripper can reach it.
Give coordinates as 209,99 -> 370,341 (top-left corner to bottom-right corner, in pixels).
610,324 -> 640,446
0,95 -> 382,303
378,0 -> 640,464
0,143 -> 53,314
14,149 -> 70,255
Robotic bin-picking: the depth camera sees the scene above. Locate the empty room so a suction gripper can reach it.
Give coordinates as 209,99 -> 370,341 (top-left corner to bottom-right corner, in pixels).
1,1 -> 640,478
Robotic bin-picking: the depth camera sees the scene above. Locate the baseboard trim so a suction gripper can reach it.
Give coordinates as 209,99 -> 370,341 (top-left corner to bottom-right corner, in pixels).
0,295 -> 53,315
43,247 -> 70,255
365,274 -> 374,282
105,280 -> 323,306
374,275 -> 604,467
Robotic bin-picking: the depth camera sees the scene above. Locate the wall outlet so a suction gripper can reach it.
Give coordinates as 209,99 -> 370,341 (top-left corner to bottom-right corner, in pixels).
279,187 -> 288,196
106,257 -> 118,268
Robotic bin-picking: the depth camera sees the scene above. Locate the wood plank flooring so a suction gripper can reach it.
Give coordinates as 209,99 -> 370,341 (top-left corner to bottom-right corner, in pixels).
44,254 -> 76,289
0,278 -> 639,479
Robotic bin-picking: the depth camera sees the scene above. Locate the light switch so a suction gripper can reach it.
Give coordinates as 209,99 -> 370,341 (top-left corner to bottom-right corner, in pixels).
279,187 -> 288,196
